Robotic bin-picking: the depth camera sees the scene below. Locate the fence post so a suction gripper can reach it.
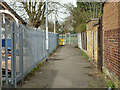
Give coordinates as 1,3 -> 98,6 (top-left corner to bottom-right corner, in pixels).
57,34 -> 58,46
65,33 -> 66,45
69,33 -> 71,45
5,23 -> 8,86
19,24 -> 24,81
0,21 -> 2,89
42,30 -> 45,58
11,22 -> 13,85
12,22 -> 16,88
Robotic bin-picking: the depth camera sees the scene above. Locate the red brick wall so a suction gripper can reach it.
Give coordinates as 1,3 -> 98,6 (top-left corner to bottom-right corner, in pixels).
103,2 -> 120,80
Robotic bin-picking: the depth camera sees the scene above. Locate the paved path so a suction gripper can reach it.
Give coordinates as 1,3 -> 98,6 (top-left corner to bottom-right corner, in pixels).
21,45 -> 106,88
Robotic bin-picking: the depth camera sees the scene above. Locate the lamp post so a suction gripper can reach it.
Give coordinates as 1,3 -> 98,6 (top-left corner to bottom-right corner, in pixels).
46,0 -> 49,61
54,7 -> 56,33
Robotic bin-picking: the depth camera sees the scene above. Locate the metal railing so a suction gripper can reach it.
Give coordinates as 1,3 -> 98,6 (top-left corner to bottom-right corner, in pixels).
59,33 -> 78,44
0,21 -> 59,88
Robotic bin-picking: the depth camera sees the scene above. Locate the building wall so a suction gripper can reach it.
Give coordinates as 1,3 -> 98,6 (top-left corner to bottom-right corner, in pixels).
93,25 -> 99,67
86,20 -> 98,60
102,2 -> 120,87
87,30 -> 93,59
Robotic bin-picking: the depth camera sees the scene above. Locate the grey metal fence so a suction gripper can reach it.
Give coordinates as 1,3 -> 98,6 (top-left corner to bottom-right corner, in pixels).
0,21 -> 59,88
59,33 -> 78,44
49,32 -> 59,54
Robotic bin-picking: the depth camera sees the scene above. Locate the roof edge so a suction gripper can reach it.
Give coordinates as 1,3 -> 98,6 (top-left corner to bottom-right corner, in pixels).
93,22 -> 99,26
86,18 -> 98,23
0,0 -> 27,25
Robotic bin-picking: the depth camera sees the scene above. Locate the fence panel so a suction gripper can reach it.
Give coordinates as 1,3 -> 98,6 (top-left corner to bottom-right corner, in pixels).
22,26 -> 59,76
23,28 -> 44,76
49,33 -> 58,54
59,33 -> 78,44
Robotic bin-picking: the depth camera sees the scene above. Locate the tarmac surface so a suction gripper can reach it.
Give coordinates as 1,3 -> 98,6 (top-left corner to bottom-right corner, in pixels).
21,44 -> 107,88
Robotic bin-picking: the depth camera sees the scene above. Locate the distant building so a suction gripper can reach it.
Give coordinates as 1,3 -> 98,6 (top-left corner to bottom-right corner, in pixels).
0,0 -> 27,25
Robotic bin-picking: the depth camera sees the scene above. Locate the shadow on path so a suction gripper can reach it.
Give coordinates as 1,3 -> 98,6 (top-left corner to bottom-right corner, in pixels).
21,44 -> 107,88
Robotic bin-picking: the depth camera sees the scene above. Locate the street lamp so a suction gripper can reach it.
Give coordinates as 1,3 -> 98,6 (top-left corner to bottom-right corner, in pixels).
46,0 -> 49,61
54,5 -> 57,33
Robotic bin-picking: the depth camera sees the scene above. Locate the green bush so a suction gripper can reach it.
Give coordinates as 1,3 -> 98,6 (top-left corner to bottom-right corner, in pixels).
76,23 -> 86,32
106,79 -> 115,88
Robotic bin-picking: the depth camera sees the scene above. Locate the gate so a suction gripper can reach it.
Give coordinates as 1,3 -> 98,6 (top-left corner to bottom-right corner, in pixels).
0,22 -> 24,88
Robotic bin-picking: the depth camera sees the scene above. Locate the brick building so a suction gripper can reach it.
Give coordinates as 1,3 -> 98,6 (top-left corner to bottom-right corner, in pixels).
102,1 -> 120,87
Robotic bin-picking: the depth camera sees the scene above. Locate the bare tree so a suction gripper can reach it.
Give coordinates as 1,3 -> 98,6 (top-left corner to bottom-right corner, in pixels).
8,0 -> 61,28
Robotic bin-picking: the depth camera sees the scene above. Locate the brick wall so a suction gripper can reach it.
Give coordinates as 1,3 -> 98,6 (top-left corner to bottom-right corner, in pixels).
102,2 -> 120,87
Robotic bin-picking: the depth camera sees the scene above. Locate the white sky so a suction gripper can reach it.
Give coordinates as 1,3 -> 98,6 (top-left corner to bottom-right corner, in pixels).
53,0 -> 77,22
60,0 -> 77,7
5,0 -> 77,23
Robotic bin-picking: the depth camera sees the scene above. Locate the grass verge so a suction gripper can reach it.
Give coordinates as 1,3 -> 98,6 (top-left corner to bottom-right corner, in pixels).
79,48 -> 89,60
24,62 -> 43,80
49,46 -> 59,56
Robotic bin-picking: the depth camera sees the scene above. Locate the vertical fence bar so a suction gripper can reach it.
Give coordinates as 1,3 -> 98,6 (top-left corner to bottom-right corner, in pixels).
0,21 -> 2,89
5,23 -> 8,86
19,25 -> 23,81
13,22 -> 16,88
11,23 -> 13,85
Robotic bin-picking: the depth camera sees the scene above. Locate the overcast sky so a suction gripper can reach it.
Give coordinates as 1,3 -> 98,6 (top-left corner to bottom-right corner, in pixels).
5,0 -> 77,23
53,0 -> 77,22
60,0 -> 77,7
